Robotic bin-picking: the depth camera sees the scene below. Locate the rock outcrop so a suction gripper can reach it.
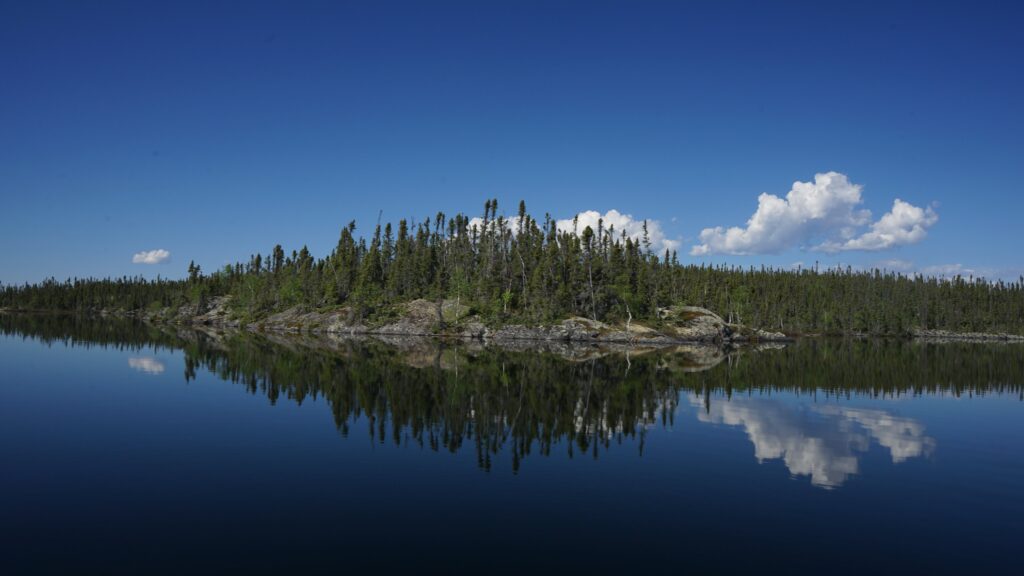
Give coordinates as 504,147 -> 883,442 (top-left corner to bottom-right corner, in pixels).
657,306 -> 788,343
912,329 -> 1024,342
130,296 -> 792,347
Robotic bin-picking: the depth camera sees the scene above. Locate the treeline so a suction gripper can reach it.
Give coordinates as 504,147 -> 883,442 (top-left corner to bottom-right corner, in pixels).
3,200 -> 1023,335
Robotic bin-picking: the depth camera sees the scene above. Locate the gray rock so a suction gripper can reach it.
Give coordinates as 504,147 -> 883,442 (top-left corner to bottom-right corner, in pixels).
136,296 -> 796,348
912,329 -> 1024,342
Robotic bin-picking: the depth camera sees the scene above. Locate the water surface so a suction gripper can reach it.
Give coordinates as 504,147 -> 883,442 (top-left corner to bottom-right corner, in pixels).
1,316 -> 1022,574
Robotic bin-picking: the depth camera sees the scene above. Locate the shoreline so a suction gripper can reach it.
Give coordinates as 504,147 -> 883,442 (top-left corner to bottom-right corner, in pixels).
40,297 -> 795,348
5,304 -> 1023,344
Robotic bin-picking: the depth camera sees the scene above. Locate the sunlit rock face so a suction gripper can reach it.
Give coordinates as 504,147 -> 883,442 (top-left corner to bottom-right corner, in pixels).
692,397 -> 935,488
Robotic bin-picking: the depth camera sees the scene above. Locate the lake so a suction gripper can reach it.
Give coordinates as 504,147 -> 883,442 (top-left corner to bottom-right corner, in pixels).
2,315 -> 1022,574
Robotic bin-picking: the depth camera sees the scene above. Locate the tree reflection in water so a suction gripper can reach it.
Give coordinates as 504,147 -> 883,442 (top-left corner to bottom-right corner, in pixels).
2,314 -> 1020,477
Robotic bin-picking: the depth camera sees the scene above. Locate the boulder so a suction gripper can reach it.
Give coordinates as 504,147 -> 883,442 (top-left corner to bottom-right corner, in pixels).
375,299 -> 443,336
657,306 -> 730,342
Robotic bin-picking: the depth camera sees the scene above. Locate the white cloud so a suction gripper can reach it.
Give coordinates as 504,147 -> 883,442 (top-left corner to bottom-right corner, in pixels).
693,396 -> 934,489
468,215 -> 524,234
821,406 -> 935,464
818,199 -> 938,253
557,209 -> 681,253
469,209 -> 681,254
919,263 -> 974,278
128,357 -> 166,375
875,259 -> 915,272
691,172 -> 937,256
868,261 -> 1021,282
132,249 -> 171,264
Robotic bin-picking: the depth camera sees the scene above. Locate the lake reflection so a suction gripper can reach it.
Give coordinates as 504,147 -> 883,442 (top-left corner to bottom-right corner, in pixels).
693,397 -> 935,488
2,314 -> 1024,574
128,356 -> 166,374
0,313 -> 1015,477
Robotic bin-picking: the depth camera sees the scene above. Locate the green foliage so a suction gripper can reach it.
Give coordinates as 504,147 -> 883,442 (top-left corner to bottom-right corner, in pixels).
3,202 -> 1024,335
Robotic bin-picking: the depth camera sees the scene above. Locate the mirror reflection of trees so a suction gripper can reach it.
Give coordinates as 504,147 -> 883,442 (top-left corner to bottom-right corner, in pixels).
3,315 -> 1022,472
182,335 -> 680,471
0,313 -> 184,353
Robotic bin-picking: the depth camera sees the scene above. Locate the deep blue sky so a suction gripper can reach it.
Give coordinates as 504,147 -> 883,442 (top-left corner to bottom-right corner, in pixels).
3,0 -> 1022,284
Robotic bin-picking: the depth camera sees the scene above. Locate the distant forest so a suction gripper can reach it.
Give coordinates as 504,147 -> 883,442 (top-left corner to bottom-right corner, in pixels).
3,200 -> 1023,335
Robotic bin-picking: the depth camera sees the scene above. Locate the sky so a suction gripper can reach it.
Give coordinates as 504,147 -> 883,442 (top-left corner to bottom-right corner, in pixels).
2,0 -> 1023,284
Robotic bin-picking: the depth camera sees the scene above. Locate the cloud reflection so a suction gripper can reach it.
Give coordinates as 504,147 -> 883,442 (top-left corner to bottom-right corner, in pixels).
693,397 -> 935,488
128,357 -> 166,375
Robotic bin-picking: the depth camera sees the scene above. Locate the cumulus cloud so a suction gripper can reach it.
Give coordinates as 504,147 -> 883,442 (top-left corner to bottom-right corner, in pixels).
470,209 -> 681,254
132,249 -> 171,264
468,215 -> 524,235
818,199 -> 938,253
556,210 -> 680,253
691,172 -> 937,256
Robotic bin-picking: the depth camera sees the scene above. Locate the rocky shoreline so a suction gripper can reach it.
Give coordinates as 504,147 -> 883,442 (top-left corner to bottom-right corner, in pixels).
8,300 -> 1022,345
910,329 -> 1024,342
178,323 -> 780,371
119,296 -> 792,347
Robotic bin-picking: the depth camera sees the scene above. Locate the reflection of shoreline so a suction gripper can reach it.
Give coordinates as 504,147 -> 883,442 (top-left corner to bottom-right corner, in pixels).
128,357 -> 166,375
12,312 -> 1015,474
693,397 -> 935,488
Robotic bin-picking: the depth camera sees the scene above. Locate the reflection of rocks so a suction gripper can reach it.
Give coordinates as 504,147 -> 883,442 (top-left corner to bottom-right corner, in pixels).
693,397 -> 935,488
128,357 -> 165,375
662,345 -> 728,372
163,321 -> 762,371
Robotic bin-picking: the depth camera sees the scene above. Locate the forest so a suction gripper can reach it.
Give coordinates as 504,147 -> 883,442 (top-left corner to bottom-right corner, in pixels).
3,200 -> 1023,335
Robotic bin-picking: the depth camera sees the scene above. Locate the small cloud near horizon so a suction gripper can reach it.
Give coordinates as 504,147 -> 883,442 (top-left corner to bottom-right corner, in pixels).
875,259 -> 915,272
866,260 -> 1023,281
919,263 -> 974,278
132,249 -> 171,264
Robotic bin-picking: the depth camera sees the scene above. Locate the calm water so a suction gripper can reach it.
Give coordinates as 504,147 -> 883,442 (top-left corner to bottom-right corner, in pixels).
2,316 -> 1023,574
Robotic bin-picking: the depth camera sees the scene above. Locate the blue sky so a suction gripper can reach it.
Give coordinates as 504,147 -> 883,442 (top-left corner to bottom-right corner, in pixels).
2,0 -> 1022,284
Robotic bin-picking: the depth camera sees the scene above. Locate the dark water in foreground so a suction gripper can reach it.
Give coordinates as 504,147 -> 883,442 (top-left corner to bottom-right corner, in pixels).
1,316 -> 1023,574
